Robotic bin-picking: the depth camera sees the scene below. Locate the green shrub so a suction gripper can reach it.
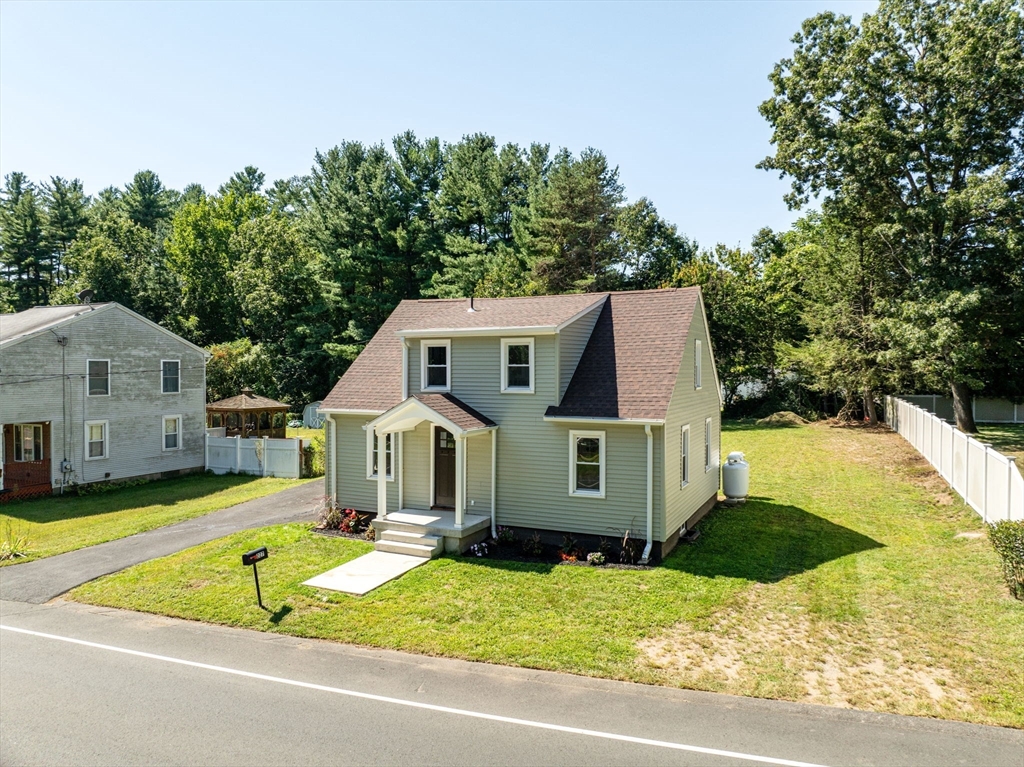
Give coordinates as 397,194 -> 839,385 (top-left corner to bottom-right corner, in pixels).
0,521 -> 30,561
988,520 -> 1024,601
304,435 -> 325,477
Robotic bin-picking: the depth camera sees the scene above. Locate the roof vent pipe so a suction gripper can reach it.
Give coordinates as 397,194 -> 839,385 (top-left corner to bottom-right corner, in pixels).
467,296 -> 476,313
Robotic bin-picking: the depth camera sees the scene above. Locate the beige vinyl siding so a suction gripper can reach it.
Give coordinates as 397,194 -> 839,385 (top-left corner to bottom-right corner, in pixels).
0,305 -> 206,489
556,300 -> 605,402
662,301 -> 721,538
465,428 -> 492,513
402,420 -> 431,509
331,413 -> 399,513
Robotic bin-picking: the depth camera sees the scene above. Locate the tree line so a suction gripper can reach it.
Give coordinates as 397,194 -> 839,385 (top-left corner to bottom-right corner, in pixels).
1,0 -> 1020,433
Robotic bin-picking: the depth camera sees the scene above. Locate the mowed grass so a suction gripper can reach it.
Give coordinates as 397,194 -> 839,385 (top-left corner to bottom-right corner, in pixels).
1,474 -> 305,565
286,426 -> 323,442
976,423 -> 1024,461
71,423 -> 1024,727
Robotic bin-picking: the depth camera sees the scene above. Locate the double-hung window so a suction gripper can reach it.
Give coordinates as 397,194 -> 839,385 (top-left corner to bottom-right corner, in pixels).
85,420 -> 108,460
680,425 -> 690,488
87,359 -> 110,396
162,360 -> 180,393
500,338 -> 534,393
705,417 -> 713,472
695,340 -> 702,390
569,430 -> 605,498
421,340 -> 451,391
163,415 -> 182,451
367,432 -> 393,480
13,424 -> 43,462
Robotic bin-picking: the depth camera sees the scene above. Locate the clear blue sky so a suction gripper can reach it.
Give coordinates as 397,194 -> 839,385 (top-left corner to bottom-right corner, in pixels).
0,0 -> 875,249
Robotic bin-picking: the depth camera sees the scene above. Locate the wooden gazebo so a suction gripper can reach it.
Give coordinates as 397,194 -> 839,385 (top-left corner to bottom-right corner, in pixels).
207,387 -> 289,438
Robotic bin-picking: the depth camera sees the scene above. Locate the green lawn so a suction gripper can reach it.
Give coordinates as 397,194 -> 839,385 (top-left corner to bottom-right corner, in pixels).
71,423 -> 1024,728
286,426 -> 323,442
976,423 -> 1024,461
1,474 -> 304,565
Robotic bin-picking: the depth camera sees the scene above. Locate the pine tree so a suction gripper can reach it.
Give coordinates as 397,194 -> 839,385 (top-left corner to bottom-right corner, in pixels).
44,176 -> 90,286
0,173 -> 52,309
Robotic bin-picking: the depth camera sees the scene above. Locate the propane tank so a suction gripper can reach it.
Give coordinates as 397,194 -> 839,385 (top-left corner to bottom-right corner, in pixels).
722,451 -> 749,502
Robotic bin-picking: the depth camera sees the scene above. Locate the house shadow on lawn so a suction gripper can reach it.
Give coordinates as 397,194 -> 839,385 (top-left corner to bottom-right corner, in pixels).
664,501 -> 884,583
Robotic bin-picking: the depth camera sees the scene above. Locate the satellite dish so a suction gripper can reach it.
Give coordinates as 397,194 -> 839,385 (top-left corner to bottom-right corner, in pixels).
76,289 -> 95,304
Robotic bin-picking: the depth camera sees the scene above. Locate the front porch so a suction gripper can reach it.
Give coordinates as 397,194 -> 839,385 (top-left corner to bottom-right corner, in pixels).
367,393 -> 497,557
373,508 -> 491,556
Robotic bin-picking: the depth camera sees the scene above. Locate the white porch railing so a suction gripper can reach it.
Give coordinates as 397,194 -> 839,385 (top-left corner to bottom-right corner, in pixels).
886,396 -> 1023,522
205,435 -> 308,479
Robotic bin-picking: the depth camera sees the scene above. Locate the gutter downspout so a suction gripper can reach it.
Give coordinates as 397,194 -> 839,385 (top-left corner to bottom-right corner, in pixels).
490,428 -> 497,538
640,424 -> 653,564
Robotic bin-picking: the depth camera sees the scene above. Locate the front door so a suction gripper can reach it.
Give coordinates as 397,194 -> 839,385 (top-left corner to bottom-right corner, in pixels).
434,427 -> 456,508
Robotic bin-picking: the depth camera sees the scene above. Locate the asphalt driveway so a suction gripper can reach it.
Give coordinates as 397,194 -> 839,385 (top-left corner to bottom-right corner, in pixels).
0,479 -> 321,604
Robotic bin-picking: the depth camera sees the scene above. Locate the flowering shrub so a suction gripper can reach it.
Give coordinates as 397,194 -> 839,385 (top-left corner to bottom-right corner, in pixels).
339,508 -> 362,534
496,526 -> 517,545
469,542 -> 489,557
586,552 -> 606,566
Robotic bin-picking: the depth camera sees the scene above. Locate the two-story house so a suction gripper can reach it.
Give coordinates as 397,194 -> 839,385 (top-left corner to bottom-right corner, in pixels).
0,302 -> 209,499
320,287 -> 722,562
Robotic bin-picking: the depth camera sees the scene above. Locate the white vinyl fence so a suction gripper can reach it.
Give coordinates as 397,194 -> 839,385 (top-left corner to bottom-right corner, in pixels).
900,395 -> 1024,424
886,396 -> 1023,522
205,435 -> 309,479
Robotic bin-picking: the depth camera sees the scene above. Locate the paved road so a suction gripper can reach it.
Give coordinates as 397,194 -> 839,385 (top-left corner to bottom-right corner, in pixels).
0,480 -> 321,603
1,600 -> 1020,767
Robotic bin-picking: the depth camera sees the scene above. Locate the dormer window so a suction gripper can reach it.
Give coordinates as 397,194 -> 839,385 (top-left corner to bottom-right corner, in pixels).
500,338 -> 534,393
421,340 -> 451,392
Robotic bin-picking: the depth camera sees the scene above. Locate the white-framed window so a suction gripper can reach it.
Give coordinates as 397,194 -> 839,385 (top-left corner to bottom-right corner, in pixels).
695,339 -> 702,390
420,339 -> 451,392
366,431 -> 393,480
85,420 -> 108,461
162,415 -> 182,451
569,430 -> 605,498
161,360 -> 180,393
13,424 -> 43,462
680,424 -> 690,488
705,417 -> 713,472
87,359 -> 110,396
500,337 -> 534,393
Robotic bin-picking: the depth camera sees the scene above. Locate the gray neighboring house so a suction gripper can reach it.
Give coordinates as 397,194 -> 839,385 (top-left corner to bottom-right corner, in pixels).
320,287 -> 723,562
0,302 -> 209,499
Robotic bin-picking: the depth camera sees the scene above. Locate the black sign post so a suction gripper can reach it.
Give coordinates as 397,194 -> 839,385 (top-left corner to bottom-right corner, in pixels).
242,547 -> 269,610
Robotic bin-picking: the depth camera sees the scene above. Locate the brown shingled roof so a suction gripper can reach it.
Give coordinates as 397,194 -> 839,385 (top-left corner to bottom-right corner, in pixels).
413,393 -> 495,431
321,293 -> 605,412
321,288 -> 704,420
545,288 -> 701,421
207,387 -> 289,411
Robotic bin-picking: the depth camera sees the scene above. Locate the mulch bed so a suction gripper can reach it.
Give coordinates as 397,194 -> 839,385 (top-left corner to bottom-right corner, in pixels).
310,526 -> 374,543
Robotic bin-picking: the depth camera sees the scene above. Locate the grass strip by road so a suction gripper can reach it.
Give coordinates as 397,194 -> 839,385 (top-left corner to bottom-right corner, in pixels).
1,474 -> 305,565
71,424 -> 1024,728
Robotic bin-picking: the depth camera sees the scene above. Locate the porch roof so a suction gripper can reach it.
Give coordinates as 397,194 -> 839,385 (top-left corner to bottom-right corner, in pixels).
368,393 -> 495,436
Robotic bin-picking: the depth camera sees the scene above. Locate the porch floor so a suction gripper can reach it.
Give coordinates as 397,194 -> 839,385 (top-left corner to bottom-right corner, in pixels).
382,508 -> 490,536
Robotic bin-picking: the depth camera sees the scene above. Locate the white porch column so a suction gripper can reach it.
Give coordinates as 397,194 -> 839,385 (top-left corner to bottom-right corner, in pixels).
454,433 -> 465,529
376,428 -> 387,521
397,431 -> 404,511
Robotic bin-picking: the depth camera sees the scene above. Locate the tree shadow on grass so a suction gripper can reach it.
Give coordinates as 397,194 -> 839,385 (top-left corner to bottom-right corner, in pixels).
0,474 -> 261,524
664,501 -> 884,583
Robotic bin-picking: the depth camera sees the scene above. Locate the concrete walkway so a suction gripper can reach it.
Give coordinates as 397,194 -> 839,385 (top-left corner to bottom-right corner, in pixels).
303,550 -> 427,595
0,479 -> 321,604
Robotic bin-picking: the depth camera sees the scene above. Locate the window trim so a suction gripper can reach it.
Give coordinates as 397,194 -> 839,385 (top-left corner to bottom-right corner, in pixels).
500,337 -> 535,394
705,417 -> 713,473
568,429 -> 606,499
420,339 -> 451,392
695,339 -> 702,390
161,359 -> 181,394
365,429 -> 394,481
85,420 -> 109,461
680,424 -> 690,488
87,358 -> 111,397
13,423 -> 43,462
162,414 -> 183,452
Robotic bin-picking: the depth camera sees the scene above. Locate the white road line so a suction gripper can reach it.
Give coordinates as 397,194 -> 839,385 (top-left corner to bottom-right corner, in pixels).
1,624 -> 828,767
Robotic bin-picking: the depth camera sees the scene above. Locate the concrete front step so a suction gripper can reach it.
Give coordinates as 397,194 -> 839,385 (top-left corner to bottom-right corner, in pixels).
380,529 -> 442,547
374,539 -> 440,558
